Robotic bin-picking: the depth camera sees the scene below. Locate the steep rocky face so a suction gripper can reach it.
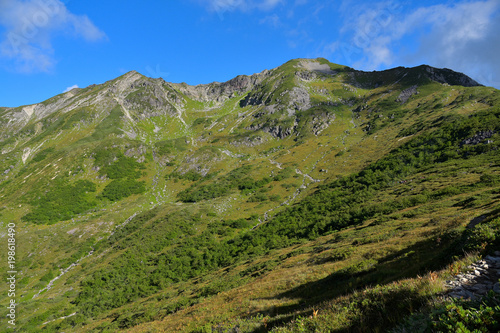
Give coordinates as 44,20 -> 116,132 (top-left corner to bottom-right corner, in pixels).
397,85 -> 418,104
170,71 -> 269,104
246,118 -> 299,139
422,65 -> 481,87
1,89 -> 86,130
350,65 -> 481,89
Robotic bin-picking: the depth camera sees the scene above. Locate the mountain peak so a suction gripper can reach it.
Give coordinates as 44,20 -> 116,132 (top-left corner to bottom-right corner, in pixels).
349,64 -> 482,89
416,64 -> 481,87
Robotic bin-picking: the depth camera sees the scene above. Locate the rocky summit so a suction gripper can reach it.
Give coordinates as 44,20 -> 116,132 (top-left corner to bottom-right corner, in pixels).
0,58 -> 499,332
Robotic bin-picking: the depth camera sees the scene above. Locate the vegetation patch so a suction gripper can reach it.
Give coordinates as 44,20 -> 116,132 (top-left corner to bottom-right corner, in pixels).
22,180 -> 97,224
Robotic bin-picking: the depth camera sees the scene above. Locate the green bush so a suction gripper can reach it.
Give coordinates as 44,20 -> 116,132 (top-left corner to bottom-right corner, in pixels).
480,174 -> 500,184
32,147 -> 55,162
167,170 -> 202,181
269,194 -> 281,202
464,217 -> 500,253
99,179 -> 146,202
177,165 -> 272,202
273,167 -> 294,181
431,296 -> 500,333
248,193 -> 268,202
40,270 -> 55,283
99,155 -> 144,179
23,180 -> 97,224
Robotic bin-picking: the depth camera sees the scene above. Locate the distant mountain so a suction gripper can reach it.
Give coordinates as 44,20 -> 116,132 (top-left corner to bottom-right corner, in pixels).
1,58 -> 499,332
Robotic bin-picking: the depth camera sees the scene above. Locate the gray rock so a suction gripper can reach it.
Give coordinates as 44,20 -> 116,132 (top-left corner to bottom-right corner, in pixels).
460,130 -> 496,147
485,255 -> 500,263
397,85 -> 418,104
423,66 -> 481,87
289,87 -> 311,111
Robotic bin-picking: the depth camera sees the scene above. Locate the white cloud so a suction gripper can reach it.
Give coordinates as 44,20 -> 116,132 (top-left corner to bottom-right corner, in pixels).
258,0 -> 282,11
408,0 -> 500,87
330,0 -> 500,88
63,84 -> 78,93
0,0 -> 106,73
201,0 -> 283,13
260,14 -> 282,27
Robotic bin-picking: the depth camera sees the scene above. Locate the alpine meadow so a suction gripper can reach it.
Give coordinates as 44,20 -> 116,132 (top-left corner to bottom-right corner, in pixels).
1,58 -> 500,332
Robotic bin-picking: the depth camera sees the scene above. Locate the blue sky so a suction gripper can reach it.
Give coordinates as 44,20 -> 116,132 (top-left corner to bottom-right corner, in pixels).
0,0 -> 499,107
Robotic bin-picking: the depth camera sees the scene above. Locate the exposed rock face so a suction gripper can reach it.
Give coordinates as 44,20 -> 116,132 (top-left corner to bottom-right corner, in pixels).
289,87 -> 311,111
460,130 -> 496,146
22,147 -> 31,164
246,123 -> 292,139
397,85 -> 418,104
241,85 -> 311,112
264,123 -> 297,139
230,135 -> 267,147
171,72 -> 269,104
109,73 -> 181,119
310,112 -> 336,136
240,92 -> 264,108
423,66 -> 481,87
296,70 -> 317,81
246,116 -> 299,139
4,93 -> 82,130
446,252 -> 500,300
298,59 -> 336,75
178,150 -> 225,176
124,145 -> 147,162
351,65 -> 481,89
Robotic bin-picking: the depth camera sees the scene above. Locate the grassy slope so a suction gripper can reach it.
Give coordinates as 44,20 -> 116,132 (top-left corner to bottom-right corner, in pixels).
0,59 -> 499,332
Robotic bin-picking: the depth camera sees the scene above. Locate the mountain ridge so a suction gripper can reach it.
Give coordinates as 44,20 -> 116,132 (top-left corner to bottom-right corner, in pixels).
1,58 -> 481,111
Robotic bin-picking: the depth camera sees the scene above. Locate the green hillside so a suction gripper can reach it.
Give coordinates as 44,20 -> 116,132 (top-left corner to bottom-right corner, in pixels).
0,58 -> 499,332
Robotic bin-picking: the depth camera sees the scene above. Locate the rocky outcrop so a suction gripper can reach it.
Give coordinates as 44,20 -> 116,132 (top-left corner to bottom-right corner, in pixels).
351,65 -> 482,89
298,59 -> 336,75
240,92 -> 265,108
124,145 -> 147,163
296,70 -> 317,81
1,89 -> 85,130
289,87 -> 311,111
246,117 -> 299,139
171,71 -> 269,104
310,112 -> 336,136
460,130 -> 496,146
177,149 -> 225,176
109,74 -> 180,119
397,85 -> 418,104
446,252 -> 500,300
230,135 -> 267,147
264,124 -> 297,139
423,66 -> 481,87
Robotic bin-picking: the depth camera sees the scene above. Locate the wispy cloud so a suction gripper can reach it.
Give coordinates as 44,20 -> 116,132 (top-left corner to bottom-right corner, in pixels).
328,0 -> 500,87
260,14 -> 282,27
201,0 -> 283,13
409,0 -> 500,87
0,0 -> 106,73
63,84 -> 78,93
